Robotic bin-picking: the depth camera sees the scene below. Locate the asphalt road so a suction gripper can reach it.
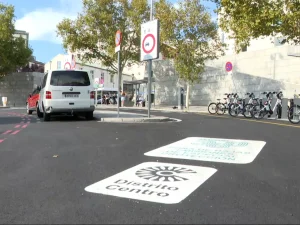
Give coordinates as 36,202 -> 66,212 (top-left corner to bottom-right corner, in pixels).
0,108 -> 300,224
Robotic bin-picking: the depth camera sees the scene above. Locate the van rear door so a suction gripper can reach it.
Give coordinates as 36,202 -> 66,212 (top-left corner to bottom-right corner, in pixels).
49,70 -> 91,108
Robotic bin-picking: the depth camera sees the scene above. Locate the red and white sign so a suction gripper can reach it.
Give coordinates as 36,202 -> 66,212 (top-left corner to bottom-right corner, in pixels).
115,30 -> 122,53
140,20 -> 159,61
63,54 -> 76,70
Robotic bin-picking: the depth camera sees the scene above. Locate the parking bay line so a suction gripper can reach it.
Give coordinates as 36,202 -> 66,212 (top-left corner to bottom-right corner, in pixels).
239,118 -> 300,128
198,113 -> 300,128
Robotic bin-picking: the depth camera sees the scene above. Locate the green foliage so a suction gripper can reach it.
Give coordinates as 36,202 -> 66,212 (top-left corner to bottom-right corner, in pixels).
57,0 -> 149,73
214,0 -> 300,52
57,0 -> 224,82
156,0 -> 225,83
0,3 -> 33,77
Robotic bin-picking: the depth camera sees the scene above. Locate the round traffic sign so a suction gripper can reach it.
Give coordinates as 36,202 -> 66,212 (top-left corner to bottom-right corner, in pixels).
115,30 -> 122,47
142,34 -> 156,54
64,62 -> 71,70
225,62 -> 233,72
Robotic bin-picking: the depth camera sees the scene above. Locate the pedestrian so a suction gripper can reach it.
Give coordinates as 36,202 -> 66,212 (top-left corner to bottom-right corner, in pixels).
121,91 -> 126,107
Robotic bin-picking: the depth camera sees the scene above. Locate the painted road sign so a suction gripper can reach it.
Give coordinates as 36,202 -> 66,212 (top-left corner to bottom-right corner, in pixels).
145,137 -> 266,164
115,30 -> 122,53
85,162 -> 217,204
140,19 -> 159,61
225,62 -> 233,72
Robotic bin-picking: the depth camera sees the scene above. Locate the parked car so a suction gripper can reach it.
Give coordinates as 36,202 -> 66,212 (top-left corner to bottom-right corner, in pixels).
26,88 -> 40,114
37,69 -> 95,121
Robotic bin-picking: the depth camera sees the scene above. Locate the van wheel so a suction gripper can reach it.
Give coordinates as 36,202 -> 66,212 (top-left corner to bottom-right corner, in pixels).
43,111 -> 51,121
36,104 -> 43,118
85,112 -> 93,120
26,103 -> 33,115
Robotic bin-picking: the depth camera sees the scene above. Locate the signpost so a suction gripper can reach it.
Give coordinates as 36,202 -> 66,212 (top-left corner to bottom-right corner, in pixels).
115,30 -> 122,117
141,1 -> 159,118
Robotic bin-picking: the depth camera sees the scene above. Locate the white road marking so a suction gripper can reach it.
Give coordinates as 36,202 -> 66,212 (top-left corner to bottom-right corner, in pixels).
85,162 -> 217,204
145,137 -> 266,164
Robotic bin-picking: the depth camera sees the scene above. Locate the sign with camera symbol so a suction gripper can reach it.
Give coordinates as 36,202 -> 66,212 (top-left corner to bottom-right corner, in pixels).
140,20 -> 160,61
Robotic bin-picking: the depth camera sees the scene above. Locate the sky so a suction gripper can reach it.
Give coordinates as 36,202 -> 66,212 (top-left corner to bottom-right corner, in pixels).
4,0 -> 217,63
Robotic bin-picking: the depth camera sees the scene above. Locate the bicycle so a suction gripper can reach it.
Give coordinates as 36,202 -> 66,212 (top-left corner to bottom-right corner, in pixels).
252,92 -> 275,119
216,93 -> 236,115
243,93 -> 260,118
228,94 -> 247,117
288,94 -> 300,124
208,93 -> 236,114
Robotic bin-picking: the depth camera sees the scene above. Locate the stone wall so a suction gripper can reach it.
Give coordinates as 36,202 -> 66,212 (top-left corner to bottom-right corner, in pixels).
0,72 -> 44,107
151,45 -> 300,106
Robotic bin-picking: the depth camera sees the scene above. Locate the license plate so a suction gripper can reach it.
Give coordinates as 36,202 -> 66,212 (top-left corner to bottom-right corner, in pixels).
65,94 -> 79,98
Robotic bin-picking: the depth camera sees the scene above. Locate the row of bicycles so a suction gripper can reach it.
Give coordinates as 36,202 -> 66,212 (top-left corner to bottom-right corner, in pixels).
208,91 -> 300,124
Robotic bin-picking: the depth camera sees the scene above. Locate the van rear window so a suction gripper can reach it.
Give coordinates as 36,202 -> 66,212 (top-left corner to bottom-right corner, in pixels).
50,71 -> 90,86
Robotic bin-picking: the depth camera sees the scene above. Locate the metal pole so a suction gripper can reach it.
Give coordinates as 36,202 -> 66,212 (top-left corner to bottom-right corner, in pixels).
147,0 -> 153,118
117,51 -> 121,117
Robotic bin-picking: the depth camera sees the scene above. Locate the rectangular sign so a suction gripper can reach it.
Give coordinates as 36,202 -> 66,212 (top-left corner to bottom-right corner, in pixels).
140,20 -> 160,61
144,137 -> 266,164
115,45 -> 120,53
85,162 -> 217,204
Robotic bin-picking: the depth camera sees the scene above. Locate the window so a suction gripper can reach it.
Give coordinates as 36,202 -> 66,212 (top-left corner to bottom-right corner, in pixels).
110,74 -> 114,83
50,71 -> 90,86
221,33 -> 225,43
274,37 -> 286,46
57,61 -> 61,69
240,43 -> 247,52
42,74 -> 48,88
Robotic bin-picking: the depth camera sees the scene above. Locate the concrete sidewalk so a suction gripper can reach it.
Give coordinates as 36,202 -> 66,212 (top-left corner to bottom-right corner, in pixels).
96,104 -> 208,113
0,106 -> 10,109
93,110 -> 171,123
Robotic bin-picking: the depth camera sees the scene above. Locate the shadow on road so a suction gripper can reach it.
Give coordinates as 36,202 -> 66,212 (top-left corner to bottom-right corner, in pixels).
0,116 -> 30,125
44,115 -> 97,122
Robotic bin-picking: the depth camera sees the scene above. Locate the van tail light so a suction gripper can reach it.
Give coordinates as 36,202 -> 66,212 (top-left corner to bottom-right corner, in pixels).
46,91 -> 52,99
90,91 -> 95,99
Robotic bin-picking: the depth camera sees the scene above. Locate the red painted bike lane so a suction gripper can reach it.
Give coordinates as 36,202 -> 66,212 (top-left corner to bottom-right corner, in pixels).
0,112 -> 32,144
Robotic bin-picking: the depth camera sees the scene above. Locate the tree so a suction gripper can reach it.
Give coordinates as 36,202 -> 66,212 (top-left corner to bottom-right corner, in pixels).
57,0 -> 224,108
213,0 -> 300,52
57,0 -> 150,76
0,3 -> 33,78
155,0 -> 225,108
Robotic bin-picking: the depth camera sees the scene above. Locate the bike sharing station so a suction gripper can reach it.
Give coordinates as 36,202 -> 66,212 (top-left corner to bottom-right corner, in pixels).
207,61 -> 300,124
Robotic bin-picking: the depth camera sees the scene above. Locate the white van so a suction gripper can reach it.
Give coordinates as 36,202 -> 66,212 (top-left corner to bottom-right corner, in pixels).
37,69 -> 95,121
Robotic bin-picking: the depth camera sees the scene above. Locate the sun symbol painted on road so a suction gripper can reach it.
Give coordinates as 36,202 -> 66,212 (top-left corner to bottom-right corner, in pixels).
135,166 -> 197,182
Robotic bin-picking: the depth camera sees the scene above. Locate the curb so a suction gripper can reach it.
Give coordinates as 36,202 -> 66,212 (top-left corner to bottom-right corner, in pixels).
0,107 -> 10,109
99,116 -> 171,123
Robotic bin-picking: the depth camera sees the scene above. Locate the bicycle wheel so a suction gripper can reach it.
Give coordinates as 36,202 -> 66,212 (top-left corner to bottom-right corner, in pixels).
216,103 -> 226,115
229,103 -> 239,117
208,103 -> 217,114
253,106 -> 265,120
243,104 -> 254,118
288,105 -> 300,124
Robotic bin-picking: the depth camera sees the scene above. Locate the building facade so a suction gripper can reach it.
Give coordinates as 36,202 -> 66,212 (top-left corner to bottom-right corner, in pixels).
13,30 -> 29,47
44,54 -> 133,90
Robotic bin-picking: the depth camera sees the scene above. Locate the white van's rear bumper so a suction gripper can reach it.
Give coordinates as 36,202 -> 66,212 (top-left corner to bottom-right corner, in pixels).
44,105 -> 95,114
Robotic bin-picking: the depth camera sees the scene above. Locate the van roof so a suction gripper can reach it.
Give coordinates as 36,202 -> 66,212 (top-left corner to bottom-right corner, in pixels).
48,69 -> 89,73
